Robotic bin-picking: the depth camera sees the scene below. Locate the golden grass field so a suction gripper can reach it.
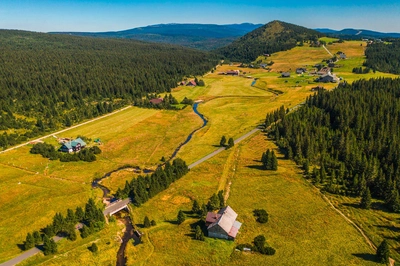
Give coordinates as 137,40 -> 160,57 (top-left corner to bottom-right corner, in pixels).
0,40 -> 398,264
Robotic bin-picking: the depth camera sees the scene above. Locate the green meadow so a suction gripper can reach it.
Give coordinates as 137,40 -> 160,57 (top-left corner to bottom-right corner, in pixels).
0,40 -> 397,264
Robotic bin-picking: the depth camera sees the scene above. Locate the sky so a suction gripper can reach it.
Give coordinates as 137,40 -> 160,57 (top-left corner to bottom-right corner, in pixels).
1,0 -> 399,33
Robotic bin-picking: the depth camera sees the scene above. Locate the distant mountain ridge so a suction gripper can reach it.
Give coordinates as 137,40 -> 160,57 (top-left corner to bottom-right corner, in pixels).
51,23 -> 263,50
315,28 -> 400,39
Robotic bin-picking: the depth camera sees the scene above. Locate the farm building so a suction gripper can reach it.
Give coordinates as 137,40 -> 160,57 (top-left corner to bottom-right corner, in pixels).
206,206 -> 242,240
281,72 -> 291,78
226,70 -> 240,76
149,98 -> 164,104
317,73 -> 339,83
317,67 -> 331,75
186,80 -> 197,86
59,137 -> 87,153
339,52 -> 347,59
296,68 -> 307,74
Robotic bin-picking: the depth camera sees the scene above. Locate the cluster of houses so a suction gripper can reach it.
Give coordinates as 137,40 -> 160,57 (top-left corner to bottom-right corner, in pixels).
280,65 -> 340,83
59,137 -> 87,153
206,206 -> 242,240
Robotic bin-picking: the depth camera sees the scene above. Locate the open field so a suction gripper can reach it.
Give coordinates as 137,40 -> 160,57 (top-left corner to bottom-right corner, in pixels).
123,133 -> 380,265
1,40 -> 397,264
329,195 -> 400,262
18,220 -> 124,266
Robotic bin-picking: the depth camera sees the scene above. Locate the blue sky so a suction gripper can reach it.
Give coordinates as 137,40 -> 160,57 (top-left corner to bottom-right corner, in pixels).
1,0 -> 399,32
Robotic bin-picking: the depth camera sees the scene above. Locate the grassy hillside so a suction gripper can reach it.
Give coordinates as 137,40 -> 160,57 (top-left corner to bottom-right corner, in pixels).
216,20 -> 323,62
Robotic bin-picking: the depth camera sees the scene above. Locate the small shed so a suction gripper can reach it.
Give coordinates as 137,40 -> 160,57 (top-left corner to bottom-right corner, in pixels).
281,72 -> 291,78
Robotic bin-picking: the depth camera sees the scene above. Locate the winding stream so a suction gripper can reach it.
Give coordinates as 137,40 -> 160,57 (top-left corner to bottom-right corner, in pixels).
168,102 -> 208,160
91,102 -> 208,266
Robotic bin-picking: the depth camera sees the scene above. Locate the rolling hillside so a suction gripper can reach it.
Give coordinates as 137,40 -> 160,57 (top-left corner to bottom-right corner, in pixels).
51,23 -> 263,50
215,20 -> 323,62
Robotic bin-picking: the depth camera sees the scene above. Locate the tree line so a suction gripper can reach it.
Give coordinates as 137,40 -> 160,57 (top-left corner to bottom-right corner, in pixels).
266,78 -> 400,213
114,158 -> 189,205
0,30 -> 218,150
364,40 -> 400,74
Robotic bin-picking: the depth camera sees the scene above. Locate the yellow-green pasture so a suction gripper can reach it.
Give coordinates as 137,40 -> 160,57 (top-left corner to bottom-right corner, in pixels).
329,195 -> 400,262
18,220 -> 124,266
123,132 -> 380,265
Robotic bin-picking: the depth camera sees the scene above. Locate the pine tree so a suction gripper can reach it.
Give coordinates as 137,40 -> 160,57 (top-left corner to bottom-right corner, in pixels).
207,193 -> 220,211
89,243 -> 98,253
376,239 -> 390,264
360,187 -> 372,209
195,225 -> 205,241
24,232 -> 35,250
33,231 -> 42,245
200,203 -> 208,217
144,216 -> 151,228
220,136 -> 227,147
271,151 -> 278,170
43,235 -> 57,255
192,200 -> 200,214
177,210 -> 186,225
151,220 -> 156,226
226,138 -> 234,149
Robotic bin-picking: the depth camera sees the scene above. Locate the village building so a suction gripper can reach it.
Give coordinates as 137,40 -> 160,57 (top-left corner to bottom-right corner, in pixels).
317,73 -> 339,83
317,66 -> 331,75
206,206 -> 242,240
339,53 -> 347,59
296,68 -> 307,74
186,80 -> 197,86
226,70 -> 240,76
59,137 -> 87,153
281,72 -> 291,78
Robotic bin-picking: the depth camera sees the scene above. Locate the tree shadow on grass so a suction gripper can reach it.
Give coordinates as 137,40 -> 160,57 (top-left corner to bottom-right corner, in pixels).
352,253 -> 377,263
375,225 -> 400,233
17,243 -> 25,251
165,220 -> 179,225
246,165 -> 265,171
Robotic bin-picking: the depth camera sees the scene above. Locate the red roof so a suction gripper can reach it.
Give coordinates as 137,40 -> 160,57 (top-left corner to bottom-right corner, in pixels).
206,212 -> 221,225
186,80 -> 197,86
149,98 -> 164,104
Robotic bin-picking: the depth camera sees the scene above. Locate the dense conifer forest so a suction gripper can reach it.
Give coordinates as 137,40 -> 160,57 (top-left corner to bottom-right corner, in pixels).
266,78 -> 400,212
216,20 -> 323,63
0,30 -> 218,149
364,40 -> 400,74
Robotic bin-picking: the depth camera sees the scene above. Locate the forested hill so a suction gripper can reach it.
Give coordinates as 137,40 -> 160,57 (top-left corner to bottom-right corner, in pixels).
215,20 -> 324,63
267,78 -> 400,213
0,30 -> 218,149
51,23 -> 263,51
364,40 -> 400,74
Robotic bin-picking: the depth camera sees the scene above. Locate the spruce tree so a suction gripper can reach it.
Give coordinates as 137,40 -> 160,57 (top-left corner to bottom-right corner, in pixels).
24,232 -> 35,250
177,210 -> 185,225
376,239 -> 390,264
195,225 -> 205,241
89,243 -> 98,253
207,194 -> 220,211
271,151 -> 278,170
192,200 -> 200,214
226,138 -> 234,149
220,136 -> 227,147
33,231 -> 42,245
360,187 -> 372,209
144,216 -> 151,228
